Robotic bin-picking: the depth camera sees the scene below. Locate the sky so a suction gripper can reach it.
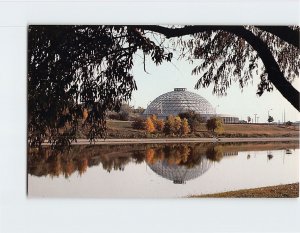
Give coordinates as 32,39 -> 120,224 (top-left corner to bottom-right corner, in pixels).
129,52 -> 300,123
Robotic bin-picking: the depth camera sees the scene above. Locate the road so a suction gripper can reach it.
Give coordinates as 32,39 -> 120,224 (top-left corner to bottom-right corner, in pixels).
41,137 -> 299,145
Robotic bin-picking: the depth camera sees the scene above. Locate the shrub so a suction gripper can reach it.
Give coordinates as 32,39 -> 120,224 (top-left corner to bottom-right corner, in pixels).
132,118 -> 145,130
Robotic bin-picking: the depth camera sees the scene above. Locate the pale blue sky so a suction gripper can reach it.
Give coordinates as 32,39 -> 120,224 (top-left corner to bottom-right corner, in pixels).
130,53 -> 299,123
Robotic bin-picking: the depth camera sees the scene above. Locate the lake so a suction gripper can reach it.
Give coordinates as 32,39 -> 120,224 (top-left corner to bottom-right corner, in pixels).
27,141 -> 299,198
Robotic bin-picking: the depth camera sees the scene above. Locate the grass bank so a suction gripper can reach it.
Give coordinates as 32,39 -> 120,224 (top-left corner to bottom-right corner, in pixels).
190,183 -> 299,198
99,120 -> 299,139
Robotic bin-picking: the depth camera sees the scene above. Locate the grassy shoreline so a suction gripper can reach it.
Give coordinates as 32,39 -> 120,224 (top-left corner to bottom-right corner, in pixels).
99,121 -> 299,139
190,183 -> 299,198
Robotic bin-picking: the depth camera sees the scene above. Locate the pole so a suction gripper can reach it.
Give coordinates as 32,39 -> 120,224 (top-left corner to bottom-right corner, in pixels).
254,113 -> 257,123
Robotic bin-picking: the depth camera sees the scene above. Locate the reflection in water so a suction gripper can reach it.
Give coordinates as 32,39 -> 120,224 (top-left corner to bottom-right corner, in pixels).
27,142 -> 299,198
28,142 -> 298,182
145,145 -> 212,184
28,143 -> 241,183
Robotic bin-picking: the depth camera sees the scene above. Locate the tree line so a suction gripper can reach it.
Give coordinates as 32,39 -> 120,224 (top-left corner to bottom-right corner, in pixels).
132,111 -> 224,136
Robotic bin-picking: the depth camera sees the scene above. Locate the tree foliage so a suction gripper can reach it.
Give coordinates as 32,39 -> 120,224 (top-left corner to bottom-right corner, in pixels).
178,111 -> 203,132
140,25 -> 299,110
163,115 -> 175,135
28,25 -> 172,147
131,117 -> 145,130
180,118 -> 191,135
206,117 -> 224,134
145,117 -> 155,133
268,115 -> 274,123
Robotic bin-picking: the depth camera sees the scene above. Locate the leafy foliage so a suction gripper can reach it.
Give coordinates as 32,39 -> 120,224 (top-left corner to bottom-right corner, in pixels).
131,117 -> 145,130
177,26 -> 299,97
28,25 -> 172,147
145,117 -> 155,133
163,115 -> 175,135
206,117 -> 224,134
178,111 -> 203,132
180,118 -> 191,135
268,115 -> 274,123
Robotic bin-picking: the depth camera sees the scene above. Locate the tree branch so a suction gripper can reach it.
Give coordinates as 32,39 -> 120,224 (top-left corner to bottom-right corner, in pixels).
255,26 -> 299,49
136,25 -> 300,111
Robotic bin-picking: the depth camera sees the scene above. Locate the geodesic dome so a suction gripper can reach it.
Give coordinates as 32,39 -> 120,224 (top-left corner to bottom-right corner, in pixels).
147,157 -> 212,184
143,88 -> 216,118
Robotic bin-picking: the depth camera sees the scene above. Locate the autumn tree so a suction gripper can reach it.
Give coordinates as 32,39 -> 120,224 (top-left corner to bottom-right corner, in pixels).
173,116 -> 182,134
145,117 -> 155,133
156,119 -> 165,132
180,118 -> 191,135
178,111 -> 203,132
163,115 -> 175,135
206,117 -> 224,134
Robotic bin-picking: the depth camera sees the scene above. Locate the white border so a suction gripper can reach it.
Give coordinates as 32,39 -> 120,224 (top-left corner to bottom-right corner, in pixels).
0,1 -> 299,233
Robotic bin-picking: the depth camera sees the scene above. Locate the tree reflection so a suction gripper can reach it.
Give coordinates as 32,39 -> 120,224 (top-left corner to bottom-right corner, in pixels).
28,142 -> 297,178
206,145 -> 224,162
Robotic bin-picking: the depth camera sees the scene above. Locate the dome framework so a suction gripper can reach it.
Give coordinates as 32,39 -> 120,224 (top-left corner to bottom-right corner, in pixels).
143,88 -> 216,119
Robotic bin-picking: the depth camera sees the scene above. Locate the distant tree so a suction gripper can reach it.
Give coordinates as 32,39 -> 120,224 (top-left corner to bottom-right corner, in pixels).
247,116 -> 252,123
286,121 -> 293,126
268,115 -> 274,123
131,117 -> 145,130
118,103 -> 133,121
156,119 -> 165,132
180,118 -> 191,135
119,111 -> 130,121
178,111 -> 203,132
173,116 -> 182,134
206,117 -> 224,134
163,115 -> 175,135
145,117 -> 155,133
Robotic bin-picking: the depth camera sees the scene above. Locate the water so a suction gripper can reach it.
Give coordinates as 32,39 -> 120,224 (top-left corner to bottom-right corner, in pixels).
27,141 -> 299,198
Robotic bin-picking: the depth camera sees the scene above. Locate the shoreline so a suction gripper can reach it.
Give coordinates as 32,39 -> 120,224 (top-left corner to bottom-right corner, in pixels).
41,137 -> 299,145
189,183 -> 299,198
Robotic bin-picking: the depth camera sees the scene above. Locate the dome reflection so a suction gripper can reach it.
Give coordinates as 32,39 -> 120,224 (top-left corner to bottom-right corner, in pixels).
147,158 -> 211,184
145,145 -> 212,184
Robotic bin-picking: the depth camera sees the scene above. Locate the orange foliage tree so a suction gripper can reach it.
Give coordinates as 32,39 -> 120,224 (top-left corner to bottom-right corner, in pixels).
156,119 -> 165,132
145,117 -> 155,133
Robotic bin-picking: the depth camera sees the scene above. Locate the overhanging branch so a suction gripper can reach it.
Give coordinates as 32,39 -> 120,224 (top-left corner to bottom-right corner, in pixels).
255,26 -> 300,49
135,25 -> 300,111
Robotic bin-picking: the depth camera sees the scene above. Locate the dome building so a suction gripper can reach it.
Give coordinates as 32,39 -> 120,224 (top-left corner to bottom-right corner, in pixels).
143,88 -> 239,123
143,88 -> 216,120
